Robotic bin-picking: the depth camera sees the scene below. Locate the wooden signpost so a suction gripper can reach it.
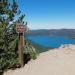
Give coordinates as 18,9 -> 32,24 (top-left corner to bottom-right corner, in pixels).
16,22 -> 27,67
16,23 -> 27,33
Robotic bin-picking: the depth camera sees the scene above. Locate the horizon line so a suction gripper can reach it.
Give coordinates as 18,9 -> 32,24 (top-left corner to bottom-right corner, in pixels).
29,28 -> 75,30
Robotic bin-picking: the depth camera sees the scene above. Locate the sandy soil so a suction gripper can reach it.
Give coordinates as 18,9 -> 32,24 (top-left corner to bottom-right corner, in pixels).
4,44 -> 75,75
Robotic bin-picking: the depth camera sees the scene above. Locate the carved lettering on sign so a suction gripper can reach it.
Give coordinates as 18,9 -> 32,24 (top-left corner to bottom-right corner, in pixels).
16,23 -> 27,33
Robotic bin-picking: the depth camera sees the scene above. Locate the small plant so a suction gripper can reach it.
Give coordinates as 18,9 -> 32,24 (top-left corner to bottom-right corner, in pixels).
24,43 -> 38,60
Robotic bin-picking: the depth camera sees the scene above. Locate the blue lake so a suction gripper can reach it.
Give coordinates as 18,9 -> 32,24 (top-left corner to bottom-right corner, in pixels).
26,35 -> 75,48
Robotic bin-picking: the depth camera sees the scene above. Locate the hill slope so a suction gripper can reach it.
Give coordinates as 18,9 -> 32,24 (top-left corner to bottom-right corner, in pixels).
4,44 -> 75,75
27,29 -> 75,36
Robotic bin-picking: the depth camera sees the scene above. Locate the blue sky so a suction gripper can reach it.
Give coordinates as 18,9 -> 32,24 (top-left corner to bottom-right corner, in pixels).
17,0 -> 75,29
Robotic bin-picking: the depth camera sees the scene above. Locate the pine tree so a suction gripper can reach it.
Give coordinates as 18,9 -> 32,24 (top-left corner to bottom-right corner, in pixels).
0,0 -> 25,74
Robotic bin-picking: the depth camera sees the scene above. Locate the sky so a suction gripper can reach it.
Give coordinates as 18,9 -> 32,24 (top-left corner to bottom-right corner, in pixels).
16,0 -> 75,30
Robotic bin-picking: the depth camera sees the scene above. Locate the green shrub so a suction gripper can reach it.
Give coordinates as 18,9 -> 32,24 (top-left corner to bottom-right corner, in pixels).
0,32 -> 20,75
24,43 -> 38,60
0,32 -> 38,75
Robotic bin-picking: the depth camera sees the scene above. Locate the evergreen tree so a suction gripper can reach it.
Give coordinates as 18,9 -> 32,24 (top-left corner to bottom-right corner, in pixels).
0,0 -> 25,74
0,0 -> 37,74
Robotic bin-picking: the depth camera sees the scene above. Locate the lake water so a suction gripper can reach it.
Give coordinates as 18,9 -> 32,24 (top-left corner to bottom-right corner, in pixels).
27,35 -> 75,48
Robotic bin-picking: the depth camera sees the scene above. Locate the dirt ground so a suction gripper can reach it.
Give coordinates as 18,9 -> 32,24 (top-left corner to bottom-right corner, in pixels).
4,44 -> 75,75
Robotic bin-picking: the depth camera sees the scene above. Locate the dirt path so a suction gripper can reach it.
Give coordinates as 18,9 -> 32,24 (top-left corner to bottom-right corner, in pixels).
4,44 -> 75,75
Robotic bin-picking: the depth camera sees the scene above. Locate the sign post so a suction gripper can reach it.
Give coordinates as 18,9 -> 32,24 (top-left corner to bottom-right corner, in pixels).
16,23 -> 27,67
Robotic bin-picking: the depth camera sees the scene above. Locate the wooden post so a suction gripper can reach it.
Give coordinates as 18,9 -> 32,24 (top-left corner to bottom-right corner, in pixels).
16,22 -> 28,67
18,33 -> 25,67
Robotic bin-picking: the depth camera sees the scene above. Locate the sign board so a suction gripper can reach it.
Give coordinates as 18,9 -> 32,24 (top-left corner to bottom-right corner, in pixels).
16,23 -> 27,33
16,22 -> 28,67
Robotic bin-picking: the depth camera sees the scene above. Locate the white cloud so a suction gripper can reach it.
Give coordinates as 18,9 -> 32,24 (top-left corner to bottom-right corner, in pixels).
27,18 -> 75,30
27,22 -> 75,30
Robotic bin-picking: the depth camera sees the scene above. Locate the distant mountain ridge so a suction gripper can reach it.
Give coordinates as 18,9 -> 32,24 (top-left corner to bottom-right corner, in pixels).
26,29 -> 75,36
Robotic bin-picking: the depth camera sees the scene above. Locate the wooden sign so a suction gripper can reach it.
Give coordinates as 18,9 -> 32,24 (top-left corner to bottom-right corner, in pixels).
16,23 -> 27,33
16,22 -> 28,67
